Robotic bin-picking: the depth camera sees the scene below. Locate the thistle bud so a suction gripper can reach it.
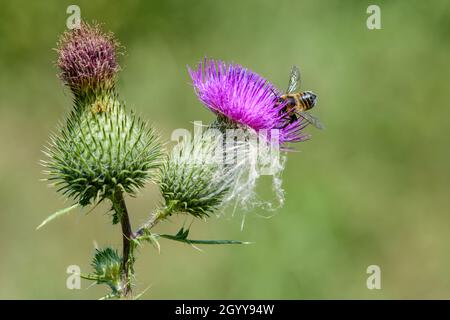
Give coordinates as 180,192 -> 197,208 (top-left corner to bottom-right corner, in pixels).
44,99 -> 161,208
43,24 -> 162,210
159,131 -> 236,218
91,248 -> 122,294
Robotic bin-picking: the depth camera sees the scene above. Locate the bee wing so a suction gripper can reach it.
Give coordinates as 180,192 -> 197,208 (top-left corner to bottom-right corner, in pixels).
298,111 -> 325,130
286,65 -> 301,94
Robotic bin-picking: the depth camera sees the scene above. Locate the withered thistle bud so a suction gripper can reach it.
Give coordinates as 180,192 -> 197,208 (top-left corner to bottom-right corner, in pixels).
56,22 -> 121,96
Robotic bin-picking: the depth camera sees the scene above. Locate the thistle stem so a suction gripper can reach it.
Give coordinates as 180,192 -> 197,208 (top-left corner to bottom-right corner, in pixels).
112,197 -> 174,299
114,190 -> 134,298
134,202 -> 175,237
135,211 -> 163,237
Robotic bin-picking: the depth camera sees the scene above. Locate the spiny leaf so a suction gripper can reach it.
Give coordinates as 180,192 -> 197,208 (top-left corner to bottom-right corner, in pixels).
175,227 -> 190,239
134,229 -> 161,253
80,273 -> 102,281
36,203 -> 80,230
158,227 -> 251,245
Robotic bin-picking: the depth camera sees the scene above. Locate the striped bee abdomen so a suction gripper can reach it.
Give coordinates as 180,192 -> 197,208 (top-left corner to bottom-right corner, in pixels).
299,91 -> 317,110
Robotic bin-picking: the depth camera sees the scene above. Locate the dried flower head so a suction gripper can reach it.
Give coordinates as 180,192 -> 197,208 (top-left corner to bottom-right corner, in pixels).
188,59 -> 309,146
57,22 -> 121,94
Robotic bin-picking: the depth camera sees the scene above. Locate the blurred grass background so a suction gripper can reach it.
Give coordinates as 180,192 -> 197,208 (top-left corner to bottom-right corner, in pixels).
0,0 -> 450,299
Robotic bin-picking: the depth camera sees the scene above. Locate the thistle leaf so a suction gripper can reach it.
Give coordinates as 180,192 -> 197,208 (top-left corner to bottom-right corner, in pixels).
134,229 -> 161,253
80,273 -> 102,281
158,227 -> 251,245
36,203 -> 80,230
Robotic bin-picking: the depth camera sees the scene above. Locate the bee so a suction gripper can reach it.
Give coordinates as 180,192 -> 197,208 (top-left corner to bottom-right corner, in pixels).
276,65 -> 324,129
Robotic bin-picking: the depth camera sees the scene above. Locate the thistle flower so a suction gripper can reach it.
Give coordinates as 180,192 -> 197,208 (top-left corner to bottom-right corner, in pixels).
56,22 -> 120,95
188,59 -> 309,146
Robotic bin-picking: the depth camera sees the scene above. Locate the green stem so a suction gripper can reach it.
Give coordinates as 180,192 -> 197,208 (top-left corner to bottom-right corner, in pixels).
134,201 -> 176,238
113,190 -> 134,299
110,197 -> 175,299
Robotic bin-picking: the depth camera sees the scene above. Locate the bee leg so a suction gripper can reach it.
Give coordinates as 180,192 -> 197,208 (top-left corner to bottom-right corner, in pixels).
279,113 -> 297,129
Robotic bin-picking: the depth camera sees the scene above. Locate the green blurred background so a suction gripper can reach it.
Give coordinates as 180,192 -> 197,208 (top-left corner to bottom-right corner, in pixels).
0,0 -> 449,299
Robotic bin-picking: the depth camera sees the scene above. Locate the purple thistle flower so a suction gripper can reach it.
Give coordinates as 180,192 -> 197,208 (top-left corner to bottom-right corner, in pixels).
188,59 -> 309,145
56,22 -> 121,93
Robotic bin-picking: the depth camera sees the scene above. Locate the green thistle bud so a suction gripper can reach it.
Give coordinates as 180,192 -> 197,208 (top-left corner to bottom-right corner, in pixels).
43,97 -> 161,208
43,22 -> 162,212
159,131 -> 236,218
91,248 -> 122,294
